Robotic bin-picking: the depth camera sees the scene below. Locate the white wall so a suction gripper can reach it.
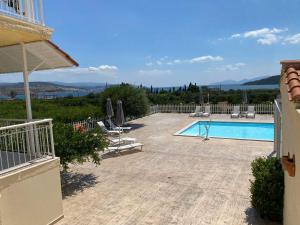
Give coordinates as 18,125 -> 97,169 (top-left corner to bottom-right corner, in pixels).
280,80 -> 300,225
0,158 -> 63,225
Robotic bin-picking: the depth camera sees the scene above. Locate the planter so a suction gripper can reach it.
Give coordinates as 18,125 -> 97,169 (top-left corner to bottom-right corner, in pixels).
282,153 -> 296,177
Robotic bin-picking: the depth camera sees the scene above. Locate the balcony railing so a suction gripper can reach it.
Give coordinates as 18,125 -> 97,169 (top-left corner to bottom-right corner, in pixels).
0,119 -> 55,174
0,0 -> 45,25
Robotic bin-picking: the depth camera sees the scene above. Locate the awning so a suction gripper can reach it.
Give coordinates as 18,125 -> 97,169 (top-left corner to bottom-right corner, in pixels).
0,40 -> 79,74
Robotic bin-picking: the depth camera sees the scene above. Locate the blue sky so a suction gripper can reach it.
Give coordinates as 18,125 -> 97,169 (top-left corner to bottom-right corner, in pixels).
2,0 -> 300,86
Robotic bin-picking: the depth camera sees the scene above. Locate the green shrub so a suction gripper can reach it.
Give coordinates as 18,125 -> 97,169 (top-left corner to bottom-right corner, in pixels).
53,123 -> 108,170
250,157 -> 284,222
100,84 -> 149,119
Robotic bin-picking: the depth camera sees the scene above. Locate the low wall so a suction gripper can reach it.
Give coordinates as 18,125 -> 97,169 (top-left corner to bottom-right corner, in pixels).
0,158 -> 63,225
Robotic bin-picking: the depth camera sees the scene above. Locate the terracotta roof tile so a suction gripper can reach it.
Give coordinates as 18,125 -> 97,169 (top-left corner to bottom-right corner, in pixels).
281,62 -> 300,102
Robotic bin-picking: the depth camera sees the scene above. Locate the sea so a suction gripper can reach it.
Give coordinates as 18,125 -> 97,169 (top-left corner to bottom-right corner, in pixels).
208,84 -> 279,91
1,84 -> 279,100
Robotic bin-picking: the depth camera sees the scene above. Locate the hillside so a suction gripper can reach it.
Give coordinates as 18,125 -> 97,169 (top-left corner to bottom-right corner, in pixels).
0,82 -> 86,96
243,75 -> 280,85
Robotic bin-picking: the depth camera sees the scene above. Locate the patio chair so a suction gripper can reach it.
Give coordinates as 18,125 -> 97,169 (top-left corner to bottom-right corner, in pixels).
189,106 -> 203,117
202,105 -> 211,117
97,121 -> 122,135
231,106 -> 240,118
246,106 -> 256,118
106,119 -> 132,131
105,143 -> 143,153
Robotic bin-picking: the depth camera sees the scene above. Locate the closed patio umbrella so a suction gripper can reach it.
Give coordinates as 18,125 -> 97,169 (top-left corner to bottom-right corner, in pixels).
106,98 -> 114,129
116,100 -> 125,147
116,100 -> 125,127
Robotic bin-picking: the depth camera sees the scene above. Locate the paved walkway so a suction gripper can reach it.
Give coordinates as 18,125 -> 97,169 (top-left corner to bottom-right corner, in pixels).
57,114 -> 279,225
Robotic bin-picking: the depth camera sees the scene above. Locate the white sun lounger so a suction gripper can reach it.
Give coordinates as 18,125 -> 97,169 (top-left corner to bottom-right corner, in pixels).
202,106 -> 211,117
105,143 -> 143,152
107,119 -> 132,131
189,106 -> 203,117
246,106 -> 256,118
97,121 -> 122,135
109,137 -> 136,146
231,106 -> 240,118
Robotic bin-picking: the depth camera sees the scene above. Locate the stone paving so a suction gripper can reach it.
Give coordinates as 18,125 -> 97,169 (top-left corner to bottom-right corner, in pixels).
57,113 -> 280,225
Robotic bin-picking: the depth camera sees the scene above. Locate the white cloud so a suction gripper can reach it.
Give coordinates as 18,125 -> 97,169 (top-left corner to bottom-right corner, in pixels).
145,62 -> 154,67
139,69 -> 172,76
99,65 -> 119,73
284,33 -> 300,44
207,63 -> 246,73
189,56 -> 224,63
88,67 -> 99,72
222,63 -> 246,71
231,34 -> 241,38
146,55 -> 224,66
231,27 -> 288,45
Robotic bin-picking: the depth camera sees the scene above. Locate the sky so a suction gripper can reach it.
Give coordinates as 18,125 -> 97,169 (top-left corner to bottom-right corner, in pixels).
2,0 -> 300,86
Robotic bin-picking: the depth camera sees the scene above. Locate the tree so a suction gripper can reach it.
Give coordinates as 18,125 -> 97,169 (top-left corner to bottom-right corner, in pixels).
53,123 -> 108,171
100,85 -> 149,118
9,90 -> 17,99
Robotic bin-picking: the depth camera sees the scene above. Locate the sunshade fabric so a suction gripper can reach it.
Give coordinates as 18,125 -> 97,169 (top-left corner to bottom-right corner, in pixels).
116,100 -> 125,127
106,98 -> 114,118
0,40 -> 78,74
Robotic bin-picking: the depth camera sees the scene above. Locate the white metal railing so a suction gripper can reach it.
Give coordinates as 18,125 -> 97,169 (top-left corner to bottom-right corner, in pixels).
0,0 -> 45,25
274,99 -> 282,158
70,118 -> 103,131
0,119 -> 55,174
149,103 -> 274,115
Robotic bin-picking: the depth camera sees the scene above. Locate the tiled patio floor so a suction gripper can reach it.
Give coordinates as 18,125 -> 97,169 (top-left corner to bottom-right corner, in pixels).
57,114 -> 280,225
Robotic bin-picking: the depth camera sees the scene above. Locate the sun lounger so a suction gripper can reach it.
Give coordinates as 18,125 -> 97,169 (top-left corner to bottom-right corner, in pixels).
97,121 -> 122,135
189,106 -> 203,117
106,119 -> 132,131
202,106 -> 211,117
105,143 -> 143,152
246,106 -> 256,118
109,137 -> 136,146
231,106 -> 240,118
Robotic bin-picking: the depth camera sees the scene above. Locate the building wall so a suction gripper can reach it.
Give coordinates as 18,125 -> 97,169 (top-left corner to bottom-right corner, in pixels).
0,158 -> 63,225
280,80 -> 300,225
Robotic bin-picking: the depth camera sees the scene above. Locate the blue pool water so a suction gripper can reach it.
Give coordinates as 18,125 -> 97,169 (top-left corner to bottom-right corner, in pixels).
179,121 -> 274,141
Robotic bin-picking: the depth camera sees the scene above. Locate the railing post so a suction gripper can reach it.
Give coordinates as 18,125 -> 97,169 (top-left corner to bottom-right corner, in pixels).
39,0 -> 44,25
49,120 -> 55,158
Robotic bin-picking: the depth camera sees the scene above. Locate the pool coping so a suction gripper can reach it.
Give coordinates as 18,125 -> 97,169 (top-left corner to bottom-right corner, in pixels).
174,119 -> 274,142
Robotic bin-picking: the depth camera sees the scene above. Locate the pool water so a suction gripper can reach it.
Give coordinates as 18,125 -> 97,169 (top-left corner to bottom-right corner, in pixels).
179,121 -> 274,141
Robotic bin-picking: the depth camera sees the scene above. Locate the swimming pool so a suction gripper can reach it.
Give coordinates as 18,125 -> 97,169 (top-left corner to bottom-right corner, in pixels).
176,121 -> 274,141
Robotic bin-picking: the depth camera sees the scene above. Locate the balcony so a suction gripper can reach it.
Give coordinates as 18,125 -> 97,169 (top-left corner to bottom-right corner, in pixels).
0,119 -> 55,174
0,0 -> 45,25
0,0 -> 52,47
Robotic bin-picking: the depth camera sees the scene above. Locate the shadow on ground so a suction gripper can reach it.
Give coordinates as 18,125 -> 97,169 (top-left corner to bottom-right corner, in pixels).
61,171 -> 98,199
127,123 -> 145,130
245,208 -> 282,225
101,149 -> 142,159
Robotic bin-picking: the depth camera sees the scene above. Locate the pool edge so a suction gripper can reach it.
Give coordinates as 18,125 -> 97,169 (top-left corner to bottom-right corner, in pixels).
173,120 -> 274,142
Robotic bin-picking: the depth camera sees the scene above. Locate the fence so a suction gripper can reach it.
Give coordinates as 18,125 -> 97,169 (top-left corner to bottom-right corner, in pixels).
0,0 -> 45,25
149,104 -> 274,115
0,119 -> 55,173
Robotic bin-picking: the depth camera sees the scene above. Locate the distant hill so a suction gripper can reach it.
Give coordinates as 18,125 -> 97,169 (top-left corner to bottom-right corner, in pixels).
243,75 -> 280,85
210,76 -> 268,85
0,82 -> 108,97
